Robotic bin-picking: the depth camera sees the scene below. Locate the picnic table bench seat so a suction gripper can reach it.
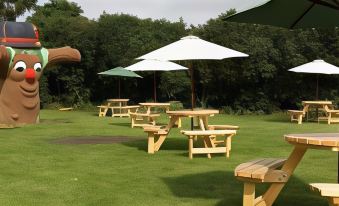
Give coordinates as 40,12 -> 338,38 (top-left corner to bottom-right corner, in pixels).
129,112 -> 160,128
143,126 -> 169,154
234,158 -> 288,206
110,105 -> 140,117
97,105 -> 109,117
310,183 -> 339,206
181,129 -> 237,159
287,109 -> 306,124
319,105 -> 339,125
121,105 -> 140,110
208,124 -> 239,130
59,107 -> 73,111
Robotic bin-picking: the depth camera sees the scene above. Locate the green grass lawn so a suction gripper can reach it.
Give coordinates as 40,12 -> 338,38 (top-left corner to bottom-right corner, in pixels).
0,110 -> 338,206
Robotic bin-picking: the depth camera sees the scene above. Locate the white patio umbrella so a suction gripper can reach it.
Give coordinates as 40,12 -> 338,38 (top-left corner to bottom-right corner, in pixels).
125,59 -> 188,102
137,35 -> 249,109
289,59 -> 339,99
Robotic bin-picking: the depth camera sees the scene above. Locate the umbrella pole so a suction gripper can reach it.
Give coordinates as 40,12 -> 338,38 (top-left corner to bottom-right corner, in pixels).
154,71 -> 157,102
190,64 -> 196,109
118,78 -> 121,99
316,74 -> 319,100
189,62 -> 195,129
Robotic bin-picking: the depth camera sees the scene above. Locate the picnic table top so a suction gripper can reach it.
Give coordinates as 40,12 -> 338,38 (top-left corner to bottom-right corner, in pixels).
284,133 -> 339,150
139,102 -> 170,107
166,109 -> 219,117
302,100 -> 332,105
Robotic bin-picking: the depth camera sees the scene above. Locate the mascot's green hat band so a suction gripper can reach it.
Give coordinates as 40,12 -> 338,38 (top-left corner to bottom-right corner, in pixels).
5,47 -> 49,69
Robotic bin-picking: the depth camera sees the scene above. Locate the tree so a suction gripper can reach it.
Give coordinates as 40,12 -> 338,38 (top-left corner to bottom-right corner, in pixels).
28,0 -> 94,107
0,0 -> 37,21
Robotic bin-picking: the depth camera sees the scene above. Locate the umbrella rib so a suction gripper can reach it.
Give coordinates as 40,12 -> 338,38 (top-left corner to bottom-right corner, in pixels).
291,3 -> 315,28
308,0 -> 339,9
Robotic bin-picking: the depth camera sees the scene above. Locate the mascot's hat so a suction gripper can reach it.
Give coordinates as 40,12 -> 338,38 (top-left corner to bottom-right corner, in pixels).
0,21 -> 41,48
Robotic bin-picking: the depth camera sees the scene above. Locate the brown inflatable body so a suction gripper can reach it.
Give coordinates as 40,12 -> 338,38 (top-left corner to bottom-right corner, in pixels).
0,45 -> 81,127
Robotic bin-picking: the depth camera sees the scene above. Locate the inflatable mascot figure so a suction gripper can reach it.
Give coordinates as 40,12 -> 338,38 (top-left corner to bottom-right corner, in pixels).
0,22 -> 81,127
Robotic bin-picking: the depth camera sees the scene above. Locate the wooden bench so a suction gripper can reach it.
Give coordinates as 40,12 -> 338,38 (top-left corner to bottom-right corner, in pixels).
319,105 -> 339,125
310,183 -> 339,206
58,107 -> 73,111
181,130 -> 237,159
208,124 -> 239,130
143,126 -> 169,154
129,112 -> 160,128
111,105 -> 140,117
234,158 -> 288,206
287,109 -> 306,124
97,105 -> 109,117
207,124 -> 239,151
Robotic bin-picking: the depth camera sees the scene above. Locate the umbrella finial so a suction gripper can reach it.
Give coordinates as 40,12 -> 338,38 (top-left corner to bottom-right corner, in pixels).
313,59 -> 324,63
181,35 -> 200,40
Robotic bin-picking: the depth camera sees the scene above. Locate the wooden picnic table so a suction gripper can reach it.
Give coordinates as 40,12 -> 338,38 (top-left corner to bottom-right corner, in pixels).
302,100 -> 333,121
166,109 -> 219,130
107,99 -> 130,117
97,99 -> 135,117
107,98 -> 129,105
139,102 -> 171,114
255,133 -> 339,206
144,109 -> 220,154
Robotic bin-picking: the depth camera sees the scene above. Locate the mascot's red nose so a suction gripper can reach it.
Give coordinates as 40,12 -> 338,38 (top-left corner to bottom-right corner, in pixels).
25,68 -> 35,79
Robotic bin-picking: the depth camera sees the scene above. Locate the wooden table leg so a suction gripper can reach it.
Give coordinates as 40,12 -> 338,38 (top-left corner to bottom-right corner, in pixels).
165,116 -> 179,131
147,132 -> 155,154
256,145 -> 308,206
244,183 -> 255,206
198,117 -> 206,131
189,136 -> 193,159
203,136 -> 212,159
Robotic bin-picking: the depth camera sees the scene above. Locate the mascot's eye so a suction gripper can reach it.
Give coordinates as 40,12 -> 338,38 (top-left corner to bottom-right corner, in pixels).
14,61 -> 26,72
34,63 -> 42,72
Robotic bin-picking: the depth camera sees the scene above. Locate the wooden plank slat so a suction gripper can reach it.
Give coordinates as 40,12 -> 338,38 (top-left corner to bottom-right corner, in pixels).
208,124 -> 239,130
236,159 -> 278,178
182,130 -> 236,136
235,159 -> 270,175
284,133 -> 339,149
251,159 -> 286,179
191,147 -> 226,154
310,183 -> 339,197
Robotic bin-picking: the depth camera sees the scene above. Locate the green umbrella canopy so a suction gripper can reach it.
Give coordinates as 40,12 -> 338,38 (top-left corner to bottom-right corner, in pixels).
98,67 -> 142,98
98,67 -> 142,78
225,0 -> 339,29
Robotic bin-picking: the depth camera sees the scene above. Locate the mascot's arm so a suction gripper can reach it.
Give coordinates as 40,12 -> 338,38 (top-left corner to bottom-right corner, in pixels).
47,46 -> 81,67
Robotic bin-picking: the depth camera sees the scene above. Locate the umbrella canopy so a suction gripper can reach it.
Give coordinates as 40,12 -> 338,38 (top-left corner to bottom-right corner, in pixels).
124,59 -> 188,71
137,35 -> 248,61
125,59 -> 188,102
137,35 -> 248,109
289,59 -> 339,74
224,0 -> 339,29
98,66 -> 142,78
98,67 -> 142,98
288,59 -> 339,99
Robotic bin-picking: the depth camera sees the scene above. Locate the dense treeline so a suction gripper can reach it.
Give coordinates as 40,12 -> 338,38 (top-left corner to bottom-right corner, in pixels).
27,0 -> 338,114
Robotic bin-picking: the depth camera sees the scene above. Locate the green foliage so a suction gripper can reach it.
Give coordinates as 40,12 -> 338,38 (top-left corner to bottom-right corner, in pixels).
0,0 -> 37,21
21,2 -> 339,113
28,0 -> 95,107
159,71 -> 190,103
